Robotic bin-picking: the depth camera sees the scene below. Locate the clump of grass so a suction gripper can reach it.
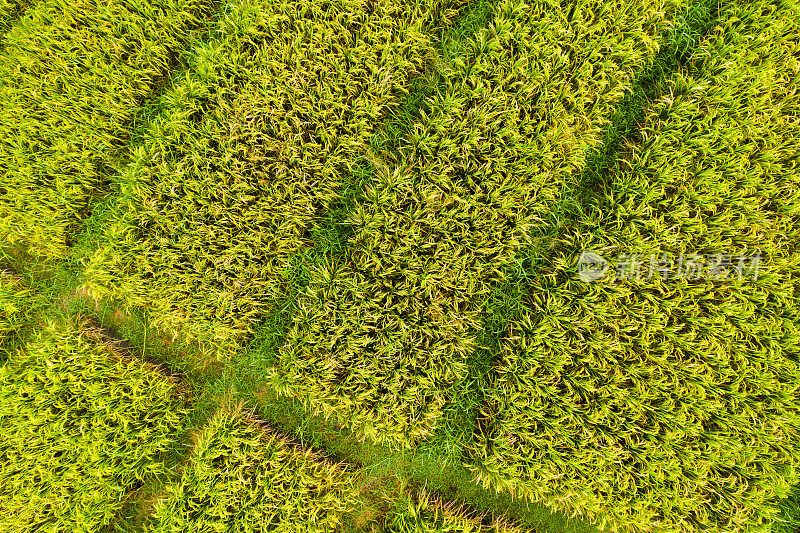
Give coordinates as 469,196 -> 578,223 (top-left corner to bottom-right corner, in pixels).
472,1 -> 800,531
269,0 -> 689,449
0,0 -> 218,259
0,316 -> 189,532
82,0 -> 469,361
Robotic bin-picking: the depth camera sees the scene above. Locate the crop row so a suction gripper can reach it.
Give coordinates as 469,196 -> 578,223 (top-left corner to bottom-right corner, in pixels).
82,0 -> 691,449
0,0 -> 217,258
83,0 -> 469,359
472,0 -> 800,531
266,0 -> 689,448
0,317 -> 188,532
147,404 -> 522,532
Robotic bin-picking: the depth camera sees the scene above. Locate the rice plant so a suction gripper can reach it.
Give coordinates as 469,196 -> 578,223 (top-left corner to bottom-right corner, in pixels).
0,0 -> 217,259
472,1 -> 800,531
0,0 -> 29,35
82,0 -> 469,359
268,0 -> 688,449
0,317 -> 188,532
146,405 -> 359,532
0,268 -> 43,358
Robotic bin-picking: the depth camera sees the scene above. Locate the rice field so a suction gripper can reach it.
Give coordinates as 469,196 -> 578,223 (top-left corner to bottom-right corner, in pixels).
1,0 -> 799,531
0,0 -> 217,258
266,0 -> 689,450
85,0 -> 689,449
82,0 -> 468,359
